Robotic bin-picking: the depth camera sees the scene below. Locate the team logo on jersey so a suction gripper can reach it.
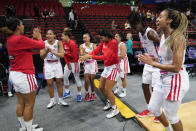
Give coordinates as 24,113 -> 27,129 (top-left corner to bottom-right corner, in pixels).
54,45 -> 57,48
64,45 -> 69,49
8,55 -> 15,60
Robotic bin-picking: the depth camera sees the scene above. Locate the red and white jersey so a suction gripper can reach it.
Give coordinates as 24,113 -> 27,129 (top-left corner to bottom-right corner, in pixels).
158,34 -> 185,75
7,35 -> 45,74
156,34 -> 189,102
63,40 -> 79,65
44,40 -> 60,61
89,39 -> 119,66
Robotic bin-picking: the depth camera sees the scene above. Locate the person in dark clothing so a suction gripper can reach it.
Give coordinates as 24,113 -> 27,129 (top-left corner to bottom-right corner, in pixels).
0,43 -> 9,71
6,5 -> 16,18
42,8 -> 49,22
68,9 -> 75,29
73,10 -> 78,30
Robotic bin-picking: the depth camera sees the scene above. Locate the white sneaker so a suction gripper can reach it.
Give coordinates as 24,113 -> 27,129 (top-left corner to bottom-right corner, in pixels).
113,87 -> 119,94
119,91 -> 126,98
19,124 -> 39,131
32,127 -> 44,131
103,100 -> 111,111
8,92 -> 13,97
47,99 -> 56,109
58,99 -> 68,106
19,128 -> 26,131
106,108 -> 119,119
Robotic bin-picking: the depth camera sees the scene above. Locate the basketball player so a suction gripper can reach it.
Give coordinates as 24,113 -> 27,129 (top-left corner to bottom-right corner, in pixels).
40,29 -> 68,109
114,33 -> 130,98
1,18 -> 44,131
138,8 -> 189,131
80,33 -> 98,102
79,29 -> 120,119
61,29 -> 83,102
128,11 -> 160,122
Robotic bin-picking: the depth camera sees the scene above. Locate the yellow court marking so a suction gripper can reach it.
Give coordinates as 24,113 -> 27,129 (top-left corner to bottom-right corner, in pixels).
94,79 -> 136,119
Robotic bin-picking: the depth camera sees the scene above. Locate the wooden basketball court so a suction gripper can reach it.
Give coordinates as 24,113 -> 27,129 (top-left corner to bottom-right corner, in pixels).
135,101 -> 196,131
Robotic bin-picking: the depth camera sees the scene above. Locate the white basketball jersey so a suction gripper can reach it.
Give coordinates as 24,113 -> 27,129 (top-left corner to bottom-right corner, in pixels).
82,43 -> 94,53
82,43 -> 94,61
139,27 -> 159,58
158,34 -> 185,74
44,40 -> 59,61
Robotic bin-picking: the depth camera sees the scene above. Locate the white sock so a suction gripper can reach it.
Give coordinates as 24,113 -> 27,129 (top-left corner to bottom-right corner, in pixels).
86,91 -> 89,94
122,88 -> 126,92
91,91 -> 95,94
147,104 -> 149,109
65,89 -> 70,93
78,92 -> 81,95
24,120 -> 33,131
112,105 -> 117,110
165,124 -> 173,131
18,116 -> 26,130
50,97 -> 55,101
59,97 -> 63,102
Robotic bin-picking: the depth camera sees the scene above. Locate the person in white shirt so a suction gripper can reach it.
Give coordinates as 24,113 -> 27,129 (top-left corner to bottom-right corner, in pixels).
49,9 -> 55,21
40,30 -> 68,109
69,9 -> 75,29
138,8 -> 189,131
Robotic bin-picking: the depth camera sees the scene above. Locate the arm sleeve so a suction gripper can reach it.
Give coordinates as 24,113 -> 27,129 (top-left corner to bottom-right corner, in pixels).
91,42 -> 114,60
89,42 -> 103,55
19,36 -> 45,50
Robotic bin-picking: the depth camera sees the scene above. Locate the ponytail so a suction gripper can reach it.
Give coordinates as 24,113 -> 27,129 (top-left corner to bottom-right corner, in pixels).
164,9 -> 188,47
0,27 -> 14,36
0,17 -> 21,36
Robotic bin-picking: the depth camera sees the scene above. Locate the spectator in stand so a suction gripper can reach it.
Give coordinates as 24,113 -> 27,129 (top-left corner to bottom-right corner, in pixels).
125,20 -> 131,30
151,12 -> 155,23
146,10 -> 151,22
186,8 -> 191,20
141,10 -> 146,22
42,8 -> 49,22
81,5 -> 89,10
73,10 -> 78,30
6,5 -> 16,18
111,20 -> 118,29
69,9 -> 75,29
49,9 -> 55,21
125,33 -> 133,75
191,15 -> 196,26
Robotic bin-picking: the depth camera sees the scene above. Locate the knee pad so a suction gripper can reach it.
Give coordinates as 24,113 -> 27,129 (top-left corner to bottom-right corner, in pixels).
148,104 -> 162,117
164,110 -> 180,124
